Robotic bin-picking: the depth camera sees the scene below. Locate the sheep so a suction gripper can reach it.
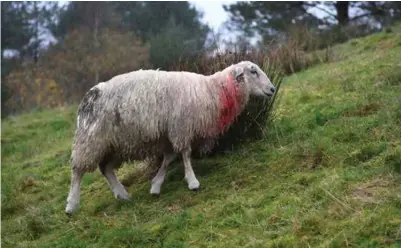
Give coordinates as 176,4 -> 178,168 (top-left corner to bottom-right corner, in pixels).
65,61 -> 276,214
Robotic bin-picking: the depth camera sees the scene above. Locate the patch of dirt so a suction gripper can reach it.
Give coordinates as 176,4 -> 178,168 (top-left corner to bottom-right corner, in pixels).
294,145 -> 329,169
167,204 -> 182,214
351,177 -> 391,203
20,175 -> 38,192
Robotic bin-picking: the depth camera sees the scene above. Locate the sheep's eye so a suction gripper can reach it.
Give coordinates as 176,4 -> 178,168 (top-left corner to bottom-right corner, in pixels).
251,70 -> 258,75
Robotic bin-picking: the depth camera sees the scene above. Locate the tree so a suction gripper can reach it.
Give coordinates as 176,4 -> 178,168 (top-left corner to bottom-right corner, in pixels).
113,1 -> 209,42
1,2 -> 34,111
149,16 -> 206,69
25,1 -> 59,63
50,2 -> 121,41
335,1 -> 350,26
223,1 -> 401,40
113,1 -> 210,68
49,1 -> 209,69
40,28 -> 149,103
1,2 -> 60,63
223,1 -> 326,41
1,2 -> 33,60
50,2 -> 122,84
353,1 -> 401,27
316,1 -> 396,26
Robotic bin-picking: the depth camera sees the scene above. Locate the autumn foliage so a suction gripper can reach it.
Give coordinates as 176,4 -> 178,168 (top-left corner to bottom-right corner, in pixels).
4,70 -> 62,113
3,28 -> 149,115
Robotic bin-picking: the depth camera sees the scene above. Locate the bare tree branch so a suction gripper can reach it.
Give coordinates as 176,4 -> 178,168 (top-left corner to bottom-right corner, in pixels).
304,2 -> 337,19
350,10 -> 385,22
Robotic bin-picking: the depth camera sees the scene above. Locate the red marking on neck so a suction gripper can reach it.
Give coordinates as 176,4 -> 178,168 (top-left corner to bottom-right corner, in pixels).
217,74 -> 243,132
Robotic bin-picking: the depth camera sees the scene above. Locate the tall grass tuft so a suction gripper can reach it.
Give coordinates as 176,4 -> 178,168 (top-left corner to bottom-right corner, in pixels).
267,24 -> 334,75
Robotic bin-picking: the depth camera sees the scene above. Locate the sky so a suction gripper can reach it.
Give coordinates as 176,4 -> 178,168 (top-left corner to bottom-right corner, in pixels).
189,0 -> 237,32
189,0 -> 259,46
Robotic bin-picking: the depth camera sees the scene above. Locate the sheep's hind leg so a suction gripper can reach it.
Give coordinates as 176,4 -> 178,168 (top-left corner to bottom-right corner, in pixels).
150,153 -> 177,195
182,149 -> 200,190
99,157 -> 131,201
66,166 -> 84,214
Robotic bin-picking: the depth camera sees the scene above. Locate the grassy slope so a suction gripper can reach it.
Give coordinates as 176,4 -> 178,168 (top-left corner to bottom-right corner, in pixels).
2,30 -> 401,248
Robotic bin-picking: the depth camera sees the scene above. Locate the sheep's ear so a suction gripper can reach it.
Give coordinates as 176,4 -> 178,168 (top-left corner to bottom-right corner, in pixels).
233,67 -> 244,83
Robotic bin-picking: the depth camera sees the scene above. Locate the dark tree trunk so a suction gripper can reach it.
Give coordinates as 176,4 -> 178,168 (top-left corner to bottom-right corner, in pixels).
33,1 -> 38,63
335,1 -> 350,26
93,15 -> 100,84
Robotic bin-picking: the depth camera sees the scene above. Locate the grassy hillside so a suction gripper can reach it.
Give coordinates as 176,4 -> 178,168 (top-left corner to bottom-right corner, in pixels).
2,30 -> 401,248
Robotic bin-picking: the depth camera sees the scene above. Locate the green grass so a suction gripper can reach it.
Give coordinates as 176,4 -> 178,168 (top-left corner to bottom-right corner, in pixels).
2,30 -> 401,248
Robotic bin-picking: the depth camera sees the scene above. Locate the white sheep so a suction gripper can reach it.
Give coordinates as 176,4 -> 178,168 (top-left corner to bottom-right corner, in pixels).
65,61 -> 276,214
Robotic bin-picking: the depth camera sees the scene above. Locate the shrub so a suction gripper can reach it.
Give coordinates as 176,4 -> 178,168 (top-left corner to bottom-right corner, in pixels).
2,28 -> 149,115
43,27 -> 150,104
265,24 -> 333,75
3,69 -> 63,115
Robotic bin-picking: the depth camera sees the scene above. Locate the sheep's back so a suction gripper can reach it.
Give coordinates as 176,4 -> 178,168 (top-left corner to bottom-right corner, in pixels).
97,70 -> 221,154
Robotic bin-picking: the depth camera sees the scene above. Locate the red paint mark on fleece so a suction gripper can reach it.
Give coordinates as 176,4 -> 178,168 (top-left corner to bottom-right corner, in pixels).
217,74 -> 243,132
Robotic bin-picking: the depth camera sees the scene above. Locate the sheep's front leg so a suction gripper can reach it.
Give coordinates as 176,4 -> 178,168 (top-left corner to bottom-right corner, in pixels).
182,149 -> 200,190
150,153 -> 177,194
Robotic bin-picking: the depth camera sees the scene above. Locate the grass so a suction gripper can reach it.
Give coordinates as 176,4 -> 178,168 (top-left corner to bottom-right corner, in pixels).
2,30 -> 401,248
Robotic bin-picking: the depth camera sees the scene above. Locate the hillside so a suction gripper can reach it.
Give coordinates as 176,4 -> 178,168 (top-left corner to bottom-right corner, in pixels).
2,30 -> 401,248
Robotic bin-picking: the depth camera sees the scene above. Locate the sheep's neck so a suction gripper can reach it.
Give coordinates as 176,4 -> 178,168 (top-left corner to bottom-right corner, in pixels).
217,74 -> 244,132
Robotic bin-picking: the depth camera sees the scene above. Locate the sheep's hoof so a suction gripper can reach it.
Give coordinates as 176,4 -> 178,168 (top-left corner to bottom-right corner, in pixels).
114,192 -> 132,201
188,180 -> 200,191
65,203 -> 78,215
150,192 -> 161,197
66,211 -> 75,217
150,186 -> 161,195
117,195 -> 131,201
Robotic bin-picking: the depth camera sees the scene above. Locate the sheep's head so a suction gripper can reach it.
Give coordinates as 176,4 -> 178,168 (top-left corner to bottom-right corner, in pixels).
232,61 -> 276,98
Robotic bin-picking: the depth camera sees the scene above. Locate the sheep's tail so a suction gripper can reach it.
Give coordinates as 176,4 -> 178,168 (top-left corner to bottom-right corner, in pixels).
77,86 -> 102,130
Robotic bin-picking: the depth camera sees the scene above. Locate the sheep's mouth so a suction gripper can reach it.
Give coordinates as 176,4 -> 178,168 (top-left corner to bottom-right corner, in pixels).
263,88 -> 275,97
263,91 -> 274,97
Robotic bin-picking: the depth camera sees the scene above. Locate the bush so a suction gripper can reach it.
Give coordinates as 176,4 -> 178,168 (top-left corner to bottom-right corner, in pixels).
43,27 -> 149,104
264,24 -> 333,75
2,28 -> 149,115
3,69 -> 63,115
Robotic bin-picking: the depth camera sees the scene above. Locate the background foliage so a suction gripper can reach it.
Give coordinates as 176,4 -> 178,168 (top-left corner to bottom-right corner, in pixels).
2,1 -> 400,116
